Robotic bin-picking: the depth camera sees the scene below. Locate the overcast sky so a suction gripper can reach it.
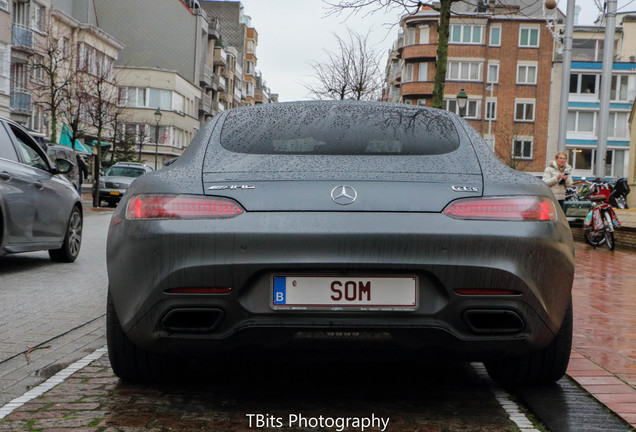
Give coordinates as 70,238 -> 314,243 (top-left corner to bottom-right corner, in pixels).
237,0 -> 634,102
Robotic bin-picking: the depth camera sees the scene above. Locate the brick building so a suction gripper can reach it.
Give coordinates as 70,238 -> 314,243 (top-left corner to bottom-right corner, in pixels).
384,1 -> 563,174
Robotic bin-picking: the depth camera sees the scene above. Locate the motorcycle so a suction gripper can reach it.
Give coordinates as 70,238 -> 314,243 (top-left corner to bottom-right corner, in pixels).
609,178 -> 630,209
584,180 -> 621,250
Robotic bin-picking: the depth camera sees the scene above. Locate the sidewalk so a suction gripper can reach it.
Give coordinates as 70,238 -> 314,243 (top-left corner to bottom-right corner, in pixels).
567,242 -> 636,427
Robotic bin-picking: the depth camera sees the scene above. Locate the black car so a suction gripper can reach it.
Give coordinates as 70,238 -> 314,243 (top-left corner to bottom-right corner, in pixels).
106,101 -> 574,385
0,117 -> 83,262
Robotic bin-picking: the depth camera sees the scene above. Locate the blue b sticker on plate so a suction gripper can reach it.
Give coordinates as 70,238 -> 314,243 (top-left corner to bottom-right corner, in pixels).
273,277 -> 286,304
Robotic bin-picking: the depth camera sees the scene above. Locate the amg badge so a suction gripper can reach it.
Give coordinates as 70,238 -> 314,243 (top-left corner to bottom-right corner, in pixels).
208,185 -> 255,191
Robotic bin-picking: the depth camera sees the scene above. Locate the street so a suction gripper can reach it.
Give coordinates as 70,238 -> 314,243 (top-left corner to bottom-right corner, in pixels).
0,210 -> 633,431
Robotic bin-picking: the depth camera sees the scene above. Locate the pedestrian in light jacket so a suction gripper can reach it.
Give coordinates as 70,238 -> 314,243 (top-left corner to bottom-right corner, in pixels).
542,152 -> 573,207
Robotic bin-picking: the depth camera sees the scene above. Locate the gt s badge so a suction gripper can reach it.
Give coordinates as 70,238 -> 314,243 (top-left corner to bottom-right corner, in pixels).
451,185 -> 480,193
208,185 -> 255,190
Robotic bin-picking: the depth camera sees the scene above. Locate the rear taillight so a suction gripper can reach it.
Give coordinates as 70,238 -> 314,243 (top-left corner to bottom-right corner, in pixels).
126,195 -> 244,220
443,196 -> 556,221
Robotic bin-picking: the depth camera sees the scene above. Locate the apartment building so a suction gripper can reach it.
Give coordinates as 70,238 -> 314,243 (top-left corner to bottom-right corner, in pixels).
0,1 -> 10,117
92,0 -> 214,166
385,1 -> 563,174
8,0 -> 51,127
547,14 -> 636,180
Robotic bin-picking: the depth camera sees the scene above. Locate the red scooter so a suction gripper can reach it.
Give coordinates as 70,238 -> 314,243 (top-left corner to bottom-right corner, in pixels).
584,181 -> 621,250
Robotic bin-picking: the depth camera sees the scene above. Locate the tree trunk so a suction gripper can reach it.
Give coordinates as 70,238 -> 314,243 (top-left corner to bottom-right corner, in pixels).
432,0 -> 454,109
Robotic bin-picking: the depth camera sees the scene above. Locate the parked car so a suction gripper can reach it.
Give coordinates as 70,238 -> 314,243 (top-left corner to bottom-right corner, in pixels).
106,101 -> 574,385
44,144 -> 81,191
0,116 -> 83,262
94,161 -> 153,207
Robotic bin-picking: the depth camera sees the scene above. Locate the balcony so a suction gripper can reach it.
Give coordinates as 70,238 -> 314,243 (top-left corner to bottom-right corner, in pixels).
400,81 -> 434,97
200,64 -> 213,88
214,47 -> 227,66
208,17 -> 221,39
199,92 -> 212,113
10,90 -> 32,113
214,74 -> 226,91
12,24 -> 34,51
401,44 -> 437,61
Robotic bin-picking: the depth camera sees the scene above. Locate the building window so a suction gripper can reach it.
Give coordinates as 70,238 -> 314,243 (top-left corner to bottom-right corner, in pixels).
611,75 -> 629,101
0,0 -> 8,12
484,136 -> 495,151
0,43 -> 9,94
404,63 -> 414,82
519,27 -> 539,47
570,73 -> 598,95
609,112 -> 629,138
119,87 -> 146,107
31,2 -> 46,32
418,62 -> 427,81
512,137 -> 533,160
489,25 -> 501,46
485,100 -> 497,120
149,88 -> 172,110
567,111 -> 595,133
446,60 -> 482,81
487,63 -> 499,83
450,24 -> 483,44
514,101 -> 535,121
517,64 -> 537,85
407,27 -> 416,45
444,99 -> 479,119
418,25 -> 429,44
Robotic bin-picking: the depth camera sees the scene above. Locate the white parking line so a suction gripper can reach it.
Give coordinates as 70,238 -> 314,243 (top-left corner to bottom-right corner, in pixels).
0,346 -> 107,420
471,362 -> 542,431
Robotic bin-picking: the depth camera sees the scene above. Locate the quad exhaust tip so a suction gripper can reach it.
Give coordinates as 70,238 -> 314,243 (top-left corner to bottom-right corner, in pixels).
463,309 -> 525,334
161,308 -> 224,333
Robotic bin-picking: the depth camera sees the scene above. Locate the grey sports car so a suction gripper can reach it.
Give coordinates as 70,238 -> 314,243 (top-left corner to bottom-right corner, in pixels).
106,101 -> 574,385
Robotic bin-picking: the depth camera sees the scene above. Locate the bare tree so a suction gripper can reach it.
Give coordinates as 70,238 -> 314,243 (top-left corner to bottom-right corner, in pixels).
324,0 -> 460,108
304,29 -> 383,101
29,24 -> 77,143
324,0 -> 552,108
80,66 -> 119,207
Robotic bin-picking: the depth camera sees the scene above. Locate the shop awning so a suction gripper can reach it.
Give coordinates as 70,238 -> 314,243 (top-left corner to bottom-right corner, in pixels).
58,124 -> 93,154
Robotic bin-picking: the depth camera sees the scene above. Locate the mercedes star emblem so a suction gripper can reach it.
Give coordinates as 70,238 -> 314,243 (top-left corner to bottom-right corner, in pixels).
331,185 -> 357,205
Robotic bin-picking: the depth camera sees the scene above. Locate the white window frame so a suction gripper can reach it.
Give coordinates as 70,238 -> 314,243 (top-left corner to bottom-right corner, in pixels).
567,110 -> 596,134
446,60 -> 483,82
489,25 -> 501,47
609,111 -> 629,138
517,63 -> 537,85
611,75 -> 629,101
512,136 -> 533,160
0,42 -> 10,94
406,27 -> 416,45
417,62 -> 427,81
404,63 -> 414,82
485,100 -> 497,121
519,26 -> 540,48
487,62 -> 499,84
418,25 -> 430,44
444,98 -> 480,119
570,73 -> 599,95
514,100 -> 535,122
449,24 -> 483,45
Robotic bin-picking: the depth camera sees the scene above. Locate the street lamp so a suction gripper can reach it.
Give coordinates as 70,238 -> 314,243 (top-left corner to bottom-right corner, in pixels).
154,107 -> 162,170
456,88 -> 468,118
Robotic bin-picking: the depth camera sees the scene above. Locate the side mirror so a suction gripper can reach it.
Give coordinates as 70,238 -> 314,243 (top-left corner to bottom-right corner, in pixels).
55,158 -> 75,174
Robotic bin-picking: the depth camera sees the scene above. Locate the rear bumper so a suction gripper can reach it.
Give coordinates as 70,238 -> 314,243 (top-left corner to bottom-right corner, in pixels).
107,211 -> 574,358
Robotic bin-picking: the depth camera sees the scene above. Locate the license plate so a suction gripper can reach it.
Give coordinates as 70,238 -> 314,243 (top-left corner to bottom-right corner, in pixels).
271,275 -> 417,311
109,191 -> 120,196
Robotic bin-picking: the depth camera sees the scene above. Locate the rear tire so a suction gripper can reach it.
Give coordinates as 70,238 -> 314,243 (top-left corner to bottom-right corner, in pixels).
49,206 -> 82,262
107,292 -> 182,382
485,300 -> 573,386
